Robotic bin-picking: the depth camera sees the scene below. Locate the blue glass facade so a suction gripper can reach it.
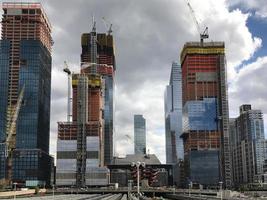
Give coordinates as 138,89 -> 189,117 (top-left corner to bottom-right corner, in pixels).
188,150 -> 219,186
103,75 -> 113,164
8,40 -> 52,184
0,40 -> 52,185
0,40 -> 10,143
0,143 -> 6,179
12,149 -> 52,185
165,62 -> 183,164
183,98 -> 217,132
134,115 -> 146,154
17,40 -> 51,153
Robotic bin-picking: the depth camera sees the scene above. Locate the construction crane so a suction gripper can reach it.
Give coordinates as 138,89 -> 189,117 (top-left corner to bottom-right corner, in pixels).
63,61 -> 72,122
185,0 -> 209,43
102,17 -> 112,35
2,86 -> 25,186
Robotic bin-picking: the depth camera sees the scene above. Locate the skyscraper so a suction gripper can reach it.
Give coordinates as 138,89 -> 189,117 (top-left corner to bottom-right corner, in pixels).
80,30 -> 115,165
56,23 -> 111,187
230,105 -> 266,187
164,62 -> 183,164
0,2 -> 53,186
134,115 -> 146,154
180,42 -> 231,188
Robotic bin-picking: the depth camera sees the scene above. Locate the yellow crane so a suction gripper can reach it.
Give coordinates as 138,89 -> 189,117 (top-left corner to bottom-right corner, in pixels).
1,86 -> 25,187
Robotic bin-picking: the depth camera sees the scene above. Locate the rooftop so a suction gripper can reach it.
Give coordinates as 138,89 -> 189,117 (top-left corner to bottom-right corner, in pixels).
112,154 -> 161,165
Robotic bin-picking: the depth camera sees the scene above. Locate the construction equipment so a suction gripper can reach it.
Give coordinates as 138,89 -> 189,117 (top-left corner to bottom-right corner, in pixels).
102,17 -> 112,35
185,0 -> 209,43
63,61 -> 72,122
2,86 -> 25,186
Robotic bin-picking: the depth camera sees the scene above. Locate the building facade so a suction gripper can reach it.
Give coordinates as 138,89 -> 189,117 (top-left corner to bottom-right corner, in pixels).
0,2 -> 53,186
164,62 -> 183,164
56,24 -> 111,187
80,31 -> 115,165
180,42 -> 231,188
134,115 -> 146,155
229,105 -> 266,187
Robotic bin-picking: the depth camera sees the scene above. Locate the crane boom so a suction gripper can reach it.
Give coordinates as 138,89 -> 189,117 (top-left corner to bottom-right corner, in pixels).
102,17 -> 113,35
6,86 -> 25,145
4,85 -> 25,186
185,0 -> 209,43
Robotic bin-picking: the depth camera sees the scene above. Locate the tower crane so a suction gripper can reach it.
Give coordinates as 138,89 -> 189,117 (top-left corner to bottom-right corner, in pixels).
185,0 -> 209,43
102,17 -> 112,35
1,86 -> 25,186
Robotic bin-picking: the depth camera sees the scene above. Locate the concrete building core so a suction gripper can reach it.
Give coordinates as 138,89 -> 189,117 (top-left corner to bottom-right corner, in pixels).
56,24 -> 115,187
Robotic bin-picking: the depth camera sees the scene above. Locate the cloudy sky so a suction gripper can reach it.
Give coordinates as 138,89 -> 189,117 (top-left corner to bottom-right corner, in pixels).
1,0 -> 267,163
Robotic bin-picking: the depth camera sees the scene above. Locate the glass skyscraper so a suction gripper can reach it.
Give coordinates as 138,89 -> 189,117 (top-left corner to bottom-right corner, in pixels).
134,115 -> 146,154
0,3 -> 53,186
164,62 -> 183,164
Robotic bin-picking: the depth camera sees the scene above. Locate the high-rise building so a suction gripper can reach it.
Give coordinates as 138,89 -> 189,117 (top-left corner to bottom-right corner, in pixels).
134,115 -> 146,154
0,2 -> 53,186
180,42 -> 231,188
229,105 -> 266,187
80,31 -> 115,165
164,62 -> 183,164
56,23 -> 111,187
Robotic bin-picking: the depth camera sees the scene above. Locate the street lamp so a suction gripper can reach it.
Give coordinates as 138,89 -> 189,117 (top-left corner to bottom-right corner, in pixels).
63,61 -> 71,122
13,182 -> 17,200
219,181 -> 223,200
131,161 -> 145,197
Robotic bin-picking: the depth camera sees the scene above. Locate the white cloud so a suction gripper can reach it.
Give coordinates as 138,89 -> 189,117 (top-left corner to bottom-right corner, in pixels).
227,0 -> 267,18
229,56 -> 267,116
1,0 -> 262,163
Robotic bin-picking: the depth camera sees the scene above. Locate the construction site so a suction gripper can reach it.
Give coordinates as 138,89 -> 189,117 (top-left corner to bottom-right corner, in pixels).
56,21 -> 116,187
0,2 -> 53,187
180,41 -> 231,188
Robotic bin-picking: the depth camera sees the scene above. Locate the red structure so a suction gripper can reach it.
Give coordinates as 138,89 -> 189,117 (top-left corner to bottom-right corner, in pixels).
180,42 -> 232,187
2,2 -> 52,104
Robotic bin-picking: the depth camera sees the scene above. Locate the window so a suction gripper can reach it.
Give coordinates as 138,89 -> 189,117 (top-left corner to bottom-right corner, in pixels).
29,9 -> 35,14
22,9 -> 28,14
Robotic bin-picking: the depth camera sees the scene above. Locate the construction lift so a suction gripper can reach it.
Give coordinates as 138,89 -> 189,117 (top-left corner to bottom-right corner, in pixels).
1,86 -> 25,187
185,0 -> 209,43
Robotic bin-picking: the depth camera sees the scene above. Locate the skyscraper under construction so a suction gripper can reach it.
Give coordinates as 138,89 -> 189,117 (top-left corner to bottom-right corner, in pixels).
80,26 -> 115,165
0,2 -> 53,186
180,42 -> 231,188
56,22 -> 115,186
